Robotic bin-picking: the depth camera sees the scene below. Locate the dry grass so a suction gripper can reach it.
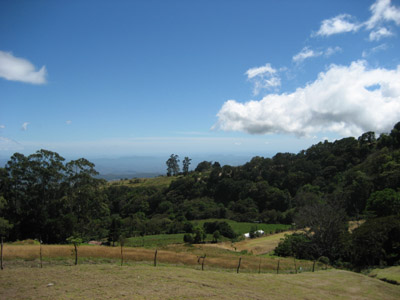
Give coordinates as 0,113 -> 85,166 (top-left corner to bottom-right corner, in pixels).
1,264 -> 399,300
2,244 -> 318,273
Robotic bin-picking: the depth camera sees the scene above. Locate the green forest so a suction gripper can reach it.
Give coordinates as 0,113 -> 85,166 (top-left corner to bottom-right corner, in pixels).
1,123 -> 400,270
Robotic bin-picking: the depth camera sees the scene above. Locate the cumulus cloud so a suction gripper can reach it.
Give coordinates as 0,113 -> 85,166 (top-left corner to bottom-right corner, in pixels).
245,63 -> 281,95
314,14 -> 361,37
0,51 -> 47,84
365,0 -> 400,29
313,0 -> 400,40
21,122 -> 30,131
214,60 -> 400,137
369,27 -> 394,40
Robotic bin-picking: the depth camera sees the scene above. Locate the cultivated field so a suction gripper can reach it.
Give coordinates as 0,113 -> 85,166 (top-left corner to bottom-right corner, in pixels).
1,263 -> 399,300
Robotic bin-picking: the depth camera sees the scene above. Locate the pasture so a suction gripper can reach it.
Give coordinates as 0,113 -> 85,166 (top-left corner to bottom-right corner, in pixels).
1,263 -> 399,300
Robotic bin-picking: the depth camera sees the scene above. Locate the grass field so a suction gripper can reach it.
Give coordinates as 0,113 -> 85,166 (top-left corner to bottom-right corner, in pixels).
232,231 -> 294,255
369,266 -> 400,284
2,243 -> 321,274
1,263 -> 399,300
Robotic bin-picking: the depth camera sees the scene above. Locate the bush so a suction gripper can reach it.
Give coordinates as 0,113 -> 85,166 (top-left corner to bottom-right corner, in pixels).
351,215 -> 400,268
274,233 -> 314,259
183,233 -> 194,244
203,221 -> 236,239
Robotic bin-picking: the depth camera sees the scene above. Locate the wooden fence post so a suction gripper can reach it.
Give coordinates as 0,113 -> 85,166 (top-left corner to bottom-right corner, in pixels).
39,239 -> 43,268
74,242 -> 78,265
312,260 -> 316,272
237,257 -> 242,274
1,236 -> 3,270
201,255 -> 206,271
154,249 -> 158,267
277,260 -> 280,274
258,257 -> 261,274
294,257 -> 297,274
120,240 -> 124,267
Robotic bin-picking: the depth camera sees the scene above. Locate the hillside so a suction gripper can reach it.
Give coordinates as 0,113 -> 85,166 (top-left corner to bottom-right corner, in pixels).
1,264 -> 399,300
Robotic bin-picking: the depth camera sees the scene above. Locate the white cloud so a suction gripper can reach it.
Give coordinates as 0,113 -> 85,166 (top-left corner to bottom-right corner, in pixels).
245,63 -> 281,95
313,1 -> 400,40
0,51 -> 47,84
215,60 -> 400,137
246,63 -> 276,78
0,125 -> 5,129
365,0 -> 400,29
293,46 -> 342,63
362,43 -> 388,57
293,47 -> 323,63
314,14 -> 361,37
66,120 -> 72,125
21,122 -> 30,131
324,46 -> 342,57
369,27 -> 394,40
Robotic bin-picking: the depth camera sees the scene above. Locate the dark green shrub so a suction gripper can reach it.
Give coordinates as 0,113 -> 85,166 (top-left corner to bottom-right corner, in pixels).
351,215 -> 400,268
274,233 -> 314,259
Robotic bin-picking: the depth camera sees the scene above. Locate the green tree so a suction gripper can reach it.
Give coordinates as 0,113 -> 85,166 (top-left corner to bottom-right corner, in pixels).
212,230 -> 221,242
166,154 -> 180,176
366,188 -> 400,217
0,196 -> 13,237
351,216 -> 400,268
295,202 -> 348,261
182,157 -> 192,175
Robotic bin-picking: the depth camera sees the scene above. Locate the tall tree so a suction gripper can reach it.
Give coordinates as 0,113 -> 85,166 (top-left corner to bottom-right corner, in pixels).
166,154 -> 180,176
182,157 -> 192,175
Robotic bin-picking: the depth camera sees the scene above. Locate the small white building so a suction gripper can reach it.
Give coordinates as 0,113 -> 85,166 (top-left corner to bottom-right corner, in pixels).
244,229 -> 264,238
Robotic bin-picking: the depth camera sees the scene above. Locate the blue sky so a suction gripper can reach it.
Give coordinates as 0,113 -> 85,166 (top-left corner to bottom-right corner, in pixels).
1,0 -> 400,160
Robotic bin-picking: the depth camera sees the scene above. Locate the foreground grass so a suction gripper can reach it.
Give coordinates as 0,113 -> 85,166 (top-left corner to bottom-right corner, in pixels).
1,263 -> 399,300
369,266 -> 400,284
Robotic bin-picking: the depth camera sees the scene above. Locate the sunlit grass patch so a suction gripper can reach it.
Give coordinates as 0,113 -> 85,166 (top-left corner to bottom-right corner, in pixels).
369,266 -> 400,284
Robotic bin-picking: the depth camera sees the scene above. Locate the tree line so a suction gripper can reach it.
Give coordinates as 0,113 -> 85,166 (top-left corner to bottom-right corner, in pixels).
1,123 -> 400,268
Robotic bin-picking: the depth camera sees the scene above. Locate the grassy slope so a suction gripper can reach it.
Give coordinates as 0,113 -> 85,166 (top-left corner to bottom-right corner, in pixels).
233,231 -> 294,255
1,264 -> 399,300
369,266 -> 400,284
